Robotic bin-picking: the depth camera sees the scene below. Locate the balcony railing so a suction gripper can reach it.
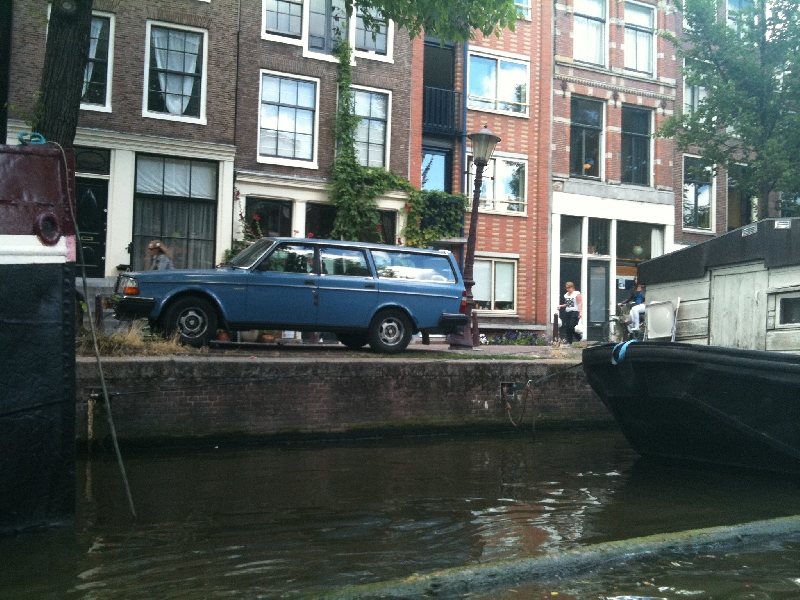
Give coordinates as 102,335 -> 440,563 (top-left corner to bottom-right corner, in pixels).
423,87 -> 463,136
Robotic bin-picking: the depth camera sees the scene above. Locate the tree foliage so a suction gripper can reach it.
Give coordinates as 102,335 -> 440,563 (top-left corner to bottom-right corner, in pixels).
349,0 -> 517,42
403,190 -> 468,248
35,0 -> 94,147
659,0 -> 800,217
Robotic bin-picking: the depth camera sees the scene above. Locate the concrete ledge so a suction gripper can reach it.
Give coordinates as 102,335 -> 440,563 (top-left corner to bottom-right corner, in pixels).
76,357 -> 611,445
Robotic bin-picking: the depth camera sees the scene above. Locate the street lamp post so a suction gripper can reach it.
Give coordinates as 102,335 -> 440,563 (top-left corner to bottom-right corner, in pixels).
450,126 -> 501,349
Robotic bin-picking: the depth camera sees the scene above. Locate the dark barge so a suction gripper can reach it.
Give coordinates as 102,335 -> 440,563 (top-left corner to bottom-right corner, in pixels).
582,342 -> 800,474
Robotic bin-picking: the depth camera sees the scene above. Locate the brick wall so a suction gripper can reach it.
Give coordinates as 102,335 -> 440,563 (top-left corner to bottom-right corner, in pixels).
75,357 -> 611,445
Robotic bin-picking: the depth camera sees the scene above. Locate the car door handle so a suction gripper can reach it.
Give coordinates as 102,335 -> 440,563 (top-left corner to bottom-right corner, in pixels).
365,283 -> 376,289
304,279 -> 316,285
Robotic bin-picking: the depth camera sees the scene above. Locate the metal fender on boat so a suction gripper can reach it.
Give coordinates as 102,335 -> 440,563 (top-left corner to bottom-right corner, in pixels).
611,339 -> 638,365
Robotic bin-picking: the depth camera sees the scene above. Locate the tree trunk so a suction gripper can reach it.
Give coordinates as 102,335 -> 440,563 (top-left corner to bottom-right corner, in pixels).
34,0 -> 94,148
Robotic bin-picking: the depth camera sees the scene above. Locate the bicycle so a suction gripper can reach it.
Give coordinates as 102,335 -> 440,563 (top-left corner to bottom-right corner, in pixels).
602,302 -> 636,343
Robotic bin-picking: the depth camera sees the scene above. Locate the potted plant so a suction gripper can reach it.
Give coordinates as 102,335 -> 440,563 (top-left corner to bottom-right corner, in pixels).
217,329 -> 230,342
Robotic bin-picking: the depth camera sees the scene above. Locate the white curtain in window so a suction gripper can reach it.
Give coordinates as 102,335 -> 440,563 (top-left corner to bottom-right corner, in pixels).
494,262 -> 514,303
136,157 -> 164,194
190,162 -> 217,199
82,17 -> 104,97
163,159 -> 191,197
152,28 -> 200,115
473,260 -> 492,304
651,226 -> 664,257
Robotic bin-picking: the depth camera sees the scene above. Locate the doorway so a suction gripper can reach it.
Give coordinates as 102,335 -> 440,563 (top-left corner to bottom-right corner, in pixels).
587,261 -> 609,341
75,178 -> 108,278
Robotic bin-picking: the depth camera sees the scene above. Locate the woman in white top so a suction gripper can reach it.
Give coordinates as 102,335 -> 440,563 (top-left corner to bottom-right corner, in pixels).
557,281 -> 582,344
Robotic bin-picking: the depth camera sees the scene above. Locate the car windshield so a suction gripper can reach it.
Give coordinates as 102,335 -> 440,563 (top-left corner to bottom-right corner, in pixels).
227,238 -> 275,268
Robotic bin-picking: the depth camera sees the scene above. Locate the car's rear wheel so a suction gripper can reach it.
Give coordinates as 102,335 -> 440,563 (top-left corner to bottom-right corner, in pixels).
368,309 -> 412,354
163,297 -> 217,347
337,332 -> 369,350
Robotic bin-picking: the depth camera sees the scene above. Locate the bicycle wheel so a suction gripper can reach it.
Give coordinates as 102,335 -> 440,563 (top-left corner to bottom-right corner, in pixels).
602,319 -> 625,343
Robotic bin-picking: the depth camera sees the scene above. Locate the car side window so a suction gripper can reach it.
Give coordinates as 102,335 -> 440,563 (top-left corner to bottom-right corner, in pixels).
320,247 -> 371,277
259,244 -> 316,273
372,251 -> 456,283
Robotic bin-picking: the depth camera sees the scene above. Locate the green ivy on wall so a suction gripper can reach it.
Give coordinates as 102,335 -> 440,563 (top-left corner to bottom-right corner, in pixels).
403,189 -> 468,248
329,40 -> 466,246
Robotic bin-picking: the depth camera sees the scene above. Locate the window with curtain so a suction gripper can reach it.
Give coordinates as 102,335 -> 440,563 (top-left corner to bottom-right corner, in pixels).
474,259 -> 516,311
624,3 -> 654,75
467,52 -> 529,114
355,7 -> 387,55
308,0 -> 347,54
353,88 -> 389,168
133,155 -> 218,270
570,97 -> 602,178
574,0 -> 606,66
259,72 -> 318,163
621,106 -> 650,185
683,156 -> 713,230
265,0 -> 303,38
81,14 -> 111,107
146,24 -> 205,119
467,156 -> 527,213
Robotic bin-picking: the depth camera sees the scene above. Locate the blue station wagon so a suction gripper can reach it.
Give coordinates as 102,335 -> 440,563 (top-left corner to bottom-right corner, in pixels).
112,238 -> 469,353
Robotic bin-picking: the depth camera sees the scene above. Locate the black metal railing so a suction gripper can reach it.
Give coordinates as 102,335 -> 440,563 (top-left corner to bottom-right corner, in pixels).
423,87 -> 462,136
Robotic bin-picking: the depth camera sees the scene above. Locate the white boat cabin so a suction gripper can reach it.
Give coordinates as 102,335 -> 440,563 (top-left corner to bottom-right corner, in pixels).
638,219 -> 800,353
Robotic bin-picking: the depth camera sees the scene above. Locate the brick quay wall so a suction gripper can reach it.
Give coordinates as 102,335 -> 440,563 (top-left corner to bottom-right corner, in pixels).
75,357 -> 612,446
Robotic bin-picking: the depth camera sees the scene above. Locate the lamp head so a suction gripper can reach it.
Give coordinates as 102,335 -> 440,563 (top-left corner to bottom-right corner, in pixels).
468,126 -> 501,164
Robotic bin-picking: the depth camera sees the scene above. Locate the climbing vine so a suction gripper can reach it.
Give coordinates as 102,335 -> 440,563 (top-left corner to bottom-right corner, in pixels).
403,189 -> 468,248
329,40 -> 467,246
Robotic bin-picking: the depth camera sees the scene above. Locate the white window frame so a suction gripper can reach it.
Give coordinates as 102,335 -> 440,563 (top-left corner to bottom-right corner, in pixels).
80,11 -> 115,113
262,0 -> 305,44
351,85 -> 391,169
467,48 -> 530,117
257,70 -> 321,169
261,0 -> 394,63
473,256 -> 518,313
683,59 -> 708,114
682,154 -> 716,233
516,0 -> 531,20
573,0 -> 607,67
624,1 -> 655,77
353,7 -> 395,63
467,151 -> 528,215
142,21 -> 208,125
776,291 -> 800,329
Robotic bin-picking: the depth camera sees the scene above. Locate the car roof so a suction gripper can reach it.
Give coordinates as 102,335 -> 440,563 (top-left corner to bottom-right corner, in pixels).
266,237 -> 452,255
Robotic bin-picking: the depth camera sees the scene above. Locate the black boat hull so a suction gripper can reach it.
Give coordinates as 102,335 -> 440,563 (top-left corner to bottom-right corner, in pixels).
582,342 -> 800,473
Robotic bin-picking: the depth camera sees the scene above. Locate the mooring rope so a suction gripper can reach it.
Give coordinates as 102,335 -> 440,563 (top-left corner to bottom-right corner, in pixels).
503,363 -> 585,430
51,140 -> 137,520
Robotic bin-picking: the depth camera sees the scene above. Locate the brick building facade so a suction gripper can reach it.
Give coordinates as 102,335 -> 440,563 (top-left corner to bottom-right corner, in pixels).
550,0 -> 681,341
8,0 -> 239,282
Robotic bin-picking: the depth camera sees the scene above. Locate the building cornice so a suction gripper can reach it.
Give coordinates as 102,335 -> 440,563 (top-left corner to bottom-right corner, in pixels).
6,120 -> 236,161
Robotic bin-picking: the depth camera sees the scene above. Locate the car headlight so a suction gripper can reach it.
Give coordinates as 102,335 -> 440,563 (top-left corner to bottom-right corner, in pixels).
118,276 -> 140,295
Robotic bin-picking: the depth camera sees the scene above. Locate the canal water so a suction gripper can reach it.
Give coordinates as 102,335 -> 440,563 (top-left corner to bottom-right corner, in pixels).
4,430 -> 800,599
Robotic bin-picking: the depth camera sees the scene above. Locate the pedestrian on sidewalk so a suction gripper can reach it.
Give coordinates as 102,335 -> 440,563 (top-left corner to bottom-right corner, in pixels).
557,281 -> 582,344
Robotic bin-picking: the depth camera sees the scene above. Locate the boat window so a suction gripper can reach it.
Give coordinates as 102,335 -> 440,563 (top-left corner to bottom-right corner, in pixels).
778,295 -> 800,326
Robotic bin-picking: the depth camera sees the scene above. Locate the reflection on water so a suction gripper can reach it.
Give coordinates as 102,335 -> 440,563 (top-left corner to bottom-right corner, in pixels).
3,431 -> 800,599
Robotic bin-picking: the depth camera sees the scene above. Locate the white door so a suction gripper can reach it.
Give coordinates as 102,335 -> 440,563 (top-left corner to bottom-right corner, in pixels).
709,263 -> 768,349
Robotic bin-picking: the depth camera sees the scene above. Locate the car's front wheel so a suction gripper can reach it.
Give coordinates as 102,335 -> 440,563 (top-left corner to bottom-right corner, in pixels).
163,297 -> 217,347
368,309 -> 412,354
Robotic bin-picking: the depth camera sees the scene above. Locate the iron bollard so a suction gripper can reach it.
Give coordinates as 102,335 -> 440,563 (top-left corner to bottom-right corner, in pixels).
471,311 -> 480,347
552,312 -> 560,343
94,295 -> 104,330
